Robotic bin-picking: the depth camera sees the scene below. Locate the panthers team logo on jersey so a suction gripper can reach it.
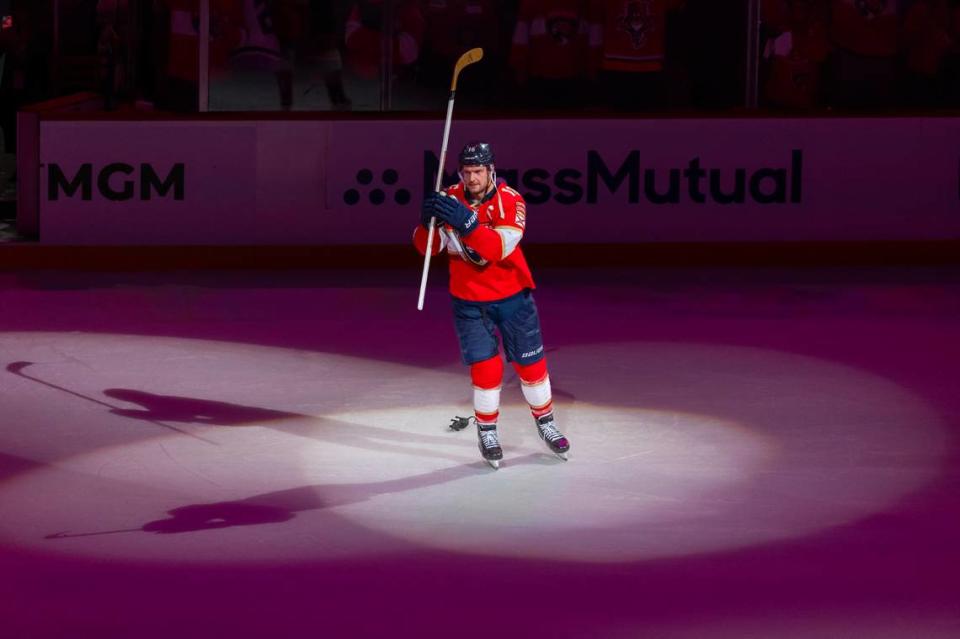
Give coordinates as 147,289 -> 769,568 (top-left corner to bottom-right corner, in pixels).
515,201 -> 527,229
546,13 -> 580,47
616,1 -> 654,49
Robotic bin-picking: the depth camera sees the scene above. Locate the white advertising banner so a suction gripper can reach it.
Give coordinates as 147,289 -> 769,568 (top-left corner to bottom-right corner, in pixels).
37,117 -> 960,245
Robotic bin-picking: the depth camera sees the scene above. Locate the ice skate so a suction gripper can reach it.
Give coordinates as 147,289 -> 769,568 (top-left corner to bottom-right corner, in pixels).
477,422 -> 503,469
535,413 -> 569,460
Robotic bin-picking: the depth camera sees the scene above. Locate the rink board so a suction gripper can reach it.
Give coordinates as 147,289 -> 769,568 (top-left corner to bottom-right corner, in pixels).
28,117 -> 960,245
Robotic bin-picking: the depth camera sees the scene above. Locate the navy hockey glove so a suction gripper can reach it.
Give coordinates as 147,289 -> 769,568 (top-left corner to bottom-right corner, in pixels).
420,196 -> 439,229
427,193 -> 478,237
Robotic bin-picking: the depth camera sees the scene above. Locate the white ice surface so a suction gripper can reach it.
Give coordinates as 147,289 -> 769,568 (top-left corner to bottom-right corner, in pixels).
0,333 -> 946,564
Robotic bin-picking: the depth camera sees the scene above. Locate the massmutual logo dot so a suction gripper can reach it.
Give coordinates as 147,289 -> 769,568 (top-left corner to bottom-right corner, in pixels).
343,169 -> 411,206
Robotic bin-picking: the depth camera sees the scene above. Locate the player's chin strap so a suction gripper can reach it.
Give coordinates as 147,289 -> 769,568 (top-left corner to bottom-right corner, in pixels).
486,168 -> 506,219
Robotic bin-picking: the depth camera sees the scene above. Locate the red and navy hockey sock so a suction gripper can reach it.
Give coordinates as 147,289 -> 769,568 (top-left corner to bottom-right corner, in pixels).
471,354 -> 504,425
513,358 -> 553,419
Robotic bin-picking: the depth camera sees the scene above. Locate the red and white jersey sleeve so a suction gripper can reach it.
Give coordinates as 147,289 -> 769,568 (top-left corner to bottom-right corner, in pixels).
412,224 -> 446,256
411,182 -> 536,302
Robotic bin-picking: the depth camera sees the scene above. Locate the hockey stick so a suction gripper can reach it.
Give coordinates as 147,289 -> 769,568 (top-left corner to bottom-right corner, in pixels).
417,47 -> 484,311
6,361 -> 218,446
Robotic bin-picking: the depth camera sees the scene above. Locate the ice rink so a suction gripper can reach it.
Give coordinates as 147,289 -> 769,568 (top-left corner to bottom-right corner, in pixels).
1,265 -> 958,638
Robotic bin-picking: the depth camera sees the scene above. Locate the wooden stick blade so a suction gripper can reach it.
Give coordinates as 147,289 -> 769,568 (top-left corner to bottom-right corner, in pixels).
450,48 -> 484,91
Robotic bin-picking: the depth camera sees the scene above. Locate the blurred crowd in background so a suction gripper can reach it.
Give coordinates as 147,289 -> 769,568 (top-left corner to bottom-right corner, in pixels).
1,0 -> 959,144
762,0 -> 960,109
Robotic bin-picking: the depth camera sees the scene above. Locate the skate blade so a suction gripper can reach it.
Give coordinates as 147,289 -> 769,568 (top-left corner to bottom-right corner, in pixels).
485,459 -> 500,470
542,440 -> 569,461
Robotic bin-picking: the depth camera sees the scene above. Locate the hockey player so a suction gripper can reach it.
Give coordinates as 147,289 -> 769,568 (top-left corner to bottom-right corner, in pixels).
413,142 -> 570,469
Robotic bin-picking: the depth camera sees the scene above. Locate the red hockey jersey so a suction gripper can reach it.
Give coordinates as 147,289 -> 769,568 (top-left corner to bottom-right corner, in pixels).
421,0 -> 501,67
600,0 -> 668,73
830,0 -> 899,57
510,0 -> 603,80
413,182 -> 536,302
344,1 -> 425,79
163,0 -> 243,81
